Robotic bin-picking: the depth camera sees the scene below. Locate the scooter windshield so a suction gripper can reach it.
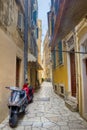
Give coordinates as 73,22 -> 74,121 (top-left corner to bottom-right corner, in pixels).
10,91 -> 20,103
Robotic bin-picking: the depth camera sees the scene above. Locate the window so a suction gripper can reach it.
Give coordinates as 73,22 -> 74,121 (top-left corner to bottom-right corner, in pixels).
86,59 -> 87,75
84,45 -> 87,52
58,41 -> 63,65
52,49 -> 56,68
17,11 -> 24,32
51,18 -> 54,35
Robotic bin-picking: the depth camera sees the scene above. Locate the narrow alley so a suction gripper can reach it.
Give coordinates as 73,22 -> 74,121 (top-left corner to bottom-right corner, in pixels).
0,82 -> 87,130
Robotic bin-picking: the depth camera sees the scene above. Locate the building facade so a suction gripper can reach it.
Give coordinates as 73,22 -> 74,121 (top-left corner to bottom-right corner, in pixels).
75,18 -> 87,120
0,0 -> 39,122
27,0 -> 39,89
0,0 -> 24,122
48,0 -> 87,119
43,31 -> 52,82
48,0 -> 68,97
37,19 -> 43,84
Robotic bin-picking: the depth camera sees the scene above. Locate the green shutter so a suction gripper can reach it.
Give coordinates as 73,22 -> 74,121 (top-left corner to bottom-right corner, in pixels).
58,41 -> 63,65
52,50 -> 56,68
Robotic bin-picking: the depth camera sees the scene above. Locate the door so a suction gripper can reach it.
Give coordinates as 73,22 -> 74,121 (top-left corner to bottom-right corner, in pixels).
70,50 -> 76,97
16,57 -> 21,87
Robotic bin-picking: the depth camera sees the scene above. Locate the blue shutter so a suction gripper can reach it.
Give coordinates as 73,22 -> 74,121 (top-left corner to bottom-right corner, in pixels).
33,11 -> 37,25
51,18 -> 54,35
36,27 -> 38,39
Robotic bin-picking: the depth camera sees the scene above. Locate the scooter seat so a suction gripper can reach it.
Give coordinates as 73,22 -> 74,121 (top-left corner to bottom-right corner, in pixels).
20,91 -> 25,98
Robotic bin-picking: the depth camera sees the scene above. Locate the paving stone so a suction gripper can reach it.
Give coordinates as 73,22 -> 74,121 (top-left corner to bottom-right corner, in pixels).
2,126 -> 9,130
48,126 -> 60,130
68,123 -> 86,129
46,116 -> 58,123
25,126 -> 31,130
0,124 -> 6,129
18,121 -> 33,126
40,128 -> 48,130
70,129 -> 87,130
41,117 -> 50,123
32,128 -> 41,130
0,82 -> 87,130
57,121 -> 67,126
32,122 -> 42,127
14,126 -> 24,130
36,112 -> 44,117
61,126 -> 70,130
43,122 -> 56,128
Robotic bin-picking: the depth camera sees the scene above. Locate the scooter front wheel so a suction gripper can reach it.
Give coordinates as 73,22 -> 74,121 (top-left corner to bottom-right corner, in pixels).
9,114 -> 18,128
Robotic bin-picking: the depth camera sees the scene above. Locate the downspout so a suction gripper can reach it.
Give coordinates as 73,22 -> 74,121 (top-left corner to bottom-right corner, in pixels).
24,0 -> 28,82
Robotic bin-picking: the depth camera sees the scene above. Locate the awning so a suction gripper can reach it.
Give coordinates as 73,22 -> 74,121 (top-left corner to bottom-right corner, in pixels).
28,61 -> 43,70
28,53 -> 37,62
36,62 -> 43,70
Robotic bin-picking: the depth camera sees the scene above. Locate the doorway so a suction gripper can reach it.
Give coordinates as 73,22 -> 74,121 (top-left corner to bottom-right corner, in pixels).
82,58 -> 87,116
16,57 -> 21,87
70,49 -> 76,97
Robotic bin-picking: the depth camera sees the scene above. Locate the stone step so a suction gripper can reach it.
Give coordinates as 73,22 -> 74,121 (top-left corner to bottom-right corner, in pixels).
67,96 -> 77,104
65,99 -> 78,112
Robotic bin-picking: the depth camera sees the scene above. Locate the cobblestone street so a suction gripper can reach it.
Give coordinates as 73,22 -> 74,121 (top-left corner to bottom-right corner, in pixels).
0,82 -> 87,130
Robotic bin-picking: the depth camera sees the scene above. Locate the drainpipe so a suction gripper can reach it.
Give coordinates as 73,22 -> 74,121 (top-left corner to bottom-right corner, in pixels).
24,0 -> 28,82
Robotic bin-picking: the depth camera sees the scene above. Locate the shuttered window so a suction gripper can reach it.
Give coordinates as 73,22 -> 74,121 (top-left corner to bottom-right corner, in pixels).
86,59 -> 87,75
52,48 -> 56,68
17,11 -> 24,31
51,18 -> 54,35
58,41 -> 63,65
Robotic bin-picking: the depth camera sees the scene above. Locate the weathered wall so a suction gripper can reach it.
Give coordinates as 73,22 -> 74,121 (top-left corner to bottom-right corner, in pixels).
0,28 -> 24,123
0,0 -> 24,123
0,0 -> 16,28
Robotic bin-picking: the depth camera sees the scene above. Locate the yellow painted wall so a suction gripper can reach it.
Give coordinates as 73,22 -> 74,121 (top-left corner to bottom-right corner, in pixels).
53,49 -> 68,91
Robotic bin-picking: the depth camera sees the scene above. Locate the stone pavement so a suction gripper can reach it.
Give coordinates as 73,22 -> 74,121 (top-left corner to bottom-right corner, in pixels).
0,82 -> 87,130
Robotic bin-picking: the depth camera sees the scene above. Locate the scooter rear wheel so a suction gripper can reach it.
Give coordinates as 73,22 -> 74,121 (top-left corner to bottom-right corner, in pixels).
9,114 -> 18,128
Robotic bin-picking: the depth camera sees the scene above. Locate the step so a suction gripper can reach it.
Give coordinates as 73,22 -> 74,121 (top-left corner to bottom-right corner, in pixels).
65,99 -> 78,112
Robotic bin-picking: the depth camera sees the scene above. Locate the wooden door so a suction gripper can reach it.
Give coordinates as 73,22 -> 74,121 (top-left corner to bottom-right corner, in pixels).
70,50 -> 76,97
16,57 -> 21,87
